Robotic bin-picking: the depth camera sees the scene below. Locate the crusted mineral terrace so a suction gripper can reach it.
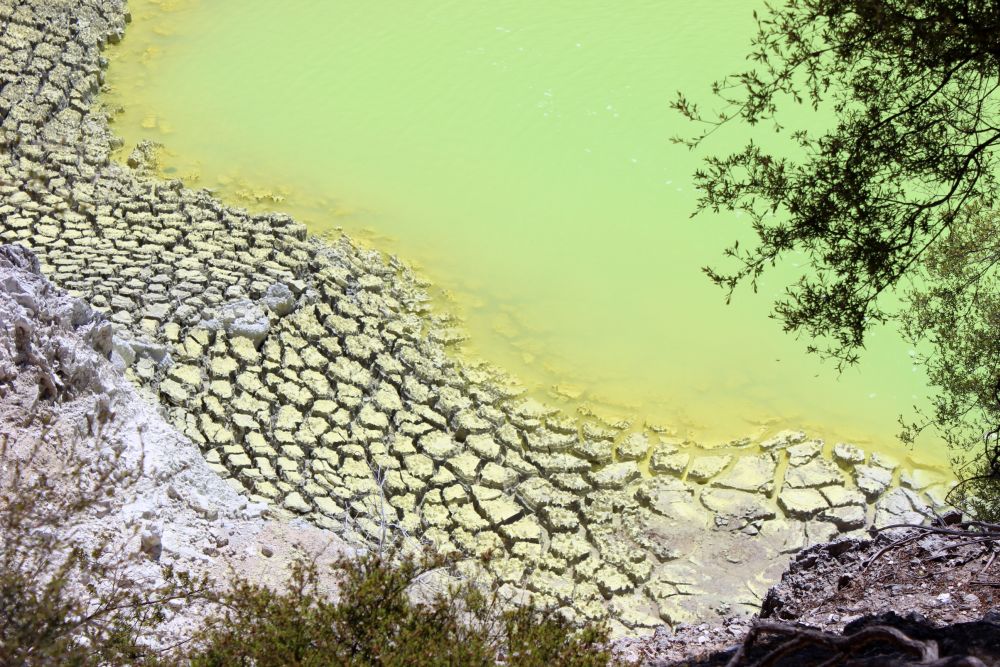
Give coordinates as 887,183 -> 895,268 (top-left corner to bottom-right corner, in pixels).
0,0 -> 957,636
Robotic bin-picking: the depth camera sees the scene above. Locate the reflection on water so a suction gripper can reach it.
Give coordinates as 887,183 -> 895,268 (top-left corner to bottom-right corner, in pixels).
104,0 -> 943,459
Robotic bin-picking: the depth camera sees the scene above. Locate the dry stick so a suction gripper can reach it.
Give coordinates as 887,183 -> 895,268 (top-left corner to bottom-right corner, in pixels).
972,543 -> 1000,586
724,623 -> 760,667
753,635 -> 812,667
863,532 -> 928,570
965,520 -> 1000,532
814,652 -> 845,667
864,522 -> 1000,570
976,550 -> 997,581
930,535 -> 1000,555
875,523 -> 1000,538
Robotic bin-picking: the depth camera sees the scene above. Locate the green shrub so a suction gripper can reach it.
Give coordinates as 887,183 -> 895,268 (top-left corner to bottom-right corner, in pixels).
183,551 -> 612,667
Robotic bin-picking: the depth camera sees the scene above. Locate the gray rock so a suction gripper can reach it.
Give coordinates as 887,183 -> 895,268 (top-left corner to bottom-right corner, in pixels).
757,517 -> 808,555
686,455 -> 732,483
112,334 -> 136,367
139,344 -> 174,368
873,488 -> 927,528
855,464 -> 893,499
760,430 -> 806,450
650,450 -> 689,476
819,485 -> 866,508
283,492 -> 312,514
784,458 -> 843,489
636,477 -> 695,516
870,452 -> 901,471
821,505 -> 866,531
617,433 -> 651,461
701,488 -> 775,525
711,453 -> 776,493
140,523 -> 163,560
215,299 -> 271,345
786,440 -> 823,465
900,468 -> 943,491
572,439 -> 614,464
778,488 -> 829,518
116,336 -> 171,365
263,282 -> 296,316
126,139 -> 162,172
589,462 -> 641,489
832,442 -> 866,465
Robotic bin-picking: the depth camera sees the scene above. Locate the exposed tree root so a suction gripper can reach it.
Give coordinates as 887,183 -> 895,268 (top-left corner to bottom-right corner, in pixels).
725,619 -> 989,667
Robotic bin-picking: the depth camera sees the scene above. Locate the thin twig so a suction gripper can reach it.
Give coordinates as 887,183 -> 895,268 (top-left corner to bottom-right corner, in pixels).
930,536 -> 1000,555
863,532 -> 926,570
977,550 -> 997,579
875,523 -> 1000,538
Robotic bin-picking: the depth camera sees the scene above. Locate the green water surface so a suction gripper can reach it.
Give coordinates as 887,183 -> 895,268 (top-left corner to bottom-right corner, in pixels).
105,0 -> 940,455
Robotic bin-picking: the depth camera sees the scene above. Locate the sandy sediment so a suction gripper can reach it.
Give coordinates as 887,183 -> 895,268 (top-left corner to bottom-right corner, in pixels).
0,0 -> 957,635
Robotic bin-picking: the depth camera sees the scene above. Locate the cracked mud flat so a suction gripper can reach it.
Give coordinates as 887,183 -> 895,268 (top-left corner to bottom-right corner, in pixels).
0,0 -> 960,637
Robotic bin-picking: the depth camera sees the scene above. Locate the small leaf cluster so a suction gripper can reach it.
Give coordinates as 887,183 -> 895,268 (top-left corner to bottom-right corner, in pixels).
677,1 -> 1000,365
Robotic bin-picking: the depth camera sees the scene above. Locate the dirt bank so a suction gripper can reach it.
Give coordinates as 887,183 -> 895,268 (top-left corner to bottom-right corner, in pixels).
616,533 -> 1000,664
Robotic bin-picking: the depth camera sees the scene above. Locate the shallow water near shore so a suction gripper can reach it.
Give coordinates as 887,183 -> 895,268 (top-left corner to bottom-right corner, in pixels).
105,0 -> 943,458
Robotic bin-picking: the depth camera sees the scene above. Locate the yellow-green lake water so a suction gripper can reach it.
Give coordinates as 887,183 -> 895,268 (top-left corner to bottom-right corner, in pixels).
105,0 -> 942,457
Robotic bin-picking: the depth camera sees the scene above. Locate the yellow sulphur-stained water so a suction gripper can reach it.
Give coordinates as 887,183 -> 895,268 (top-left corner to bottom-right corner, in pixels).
105,0 -> 946,460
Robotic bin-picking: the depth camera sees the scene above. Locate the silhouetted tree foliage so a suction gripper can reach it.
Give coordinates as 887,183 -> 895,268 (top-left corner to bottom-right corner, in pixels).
901,205 -> 1000,516
677,1 -> 1000,512
675,0 -> 1000,365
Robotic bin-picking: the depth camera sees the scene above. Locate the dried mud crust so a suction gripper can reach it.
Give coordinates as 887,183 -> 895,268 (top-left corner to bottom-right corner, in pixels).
0,0 -> 959,633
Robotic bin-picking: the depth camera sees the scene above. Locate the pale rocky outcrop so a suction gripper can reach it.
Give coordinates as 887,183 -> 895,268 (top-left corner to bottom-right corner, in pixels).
0,246 -> 353,649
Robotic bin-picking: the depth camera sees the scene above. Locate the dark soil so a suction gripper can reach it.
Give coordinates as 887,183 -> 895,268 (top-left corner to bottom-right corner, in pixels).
617,529 -> 1000,666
